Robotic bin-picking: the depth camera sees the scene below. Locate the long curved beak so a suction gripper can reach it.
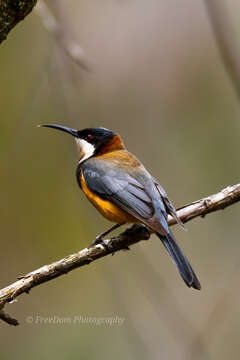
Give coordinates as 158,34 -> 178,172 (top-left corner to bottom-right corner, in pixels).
39,124 -> 79,138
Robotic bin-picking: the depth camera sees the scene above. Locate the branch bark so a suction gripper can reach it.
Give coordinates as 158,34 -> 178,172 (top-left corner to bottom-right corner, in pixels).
0,183 -> 239,326
0,0 -> 37,44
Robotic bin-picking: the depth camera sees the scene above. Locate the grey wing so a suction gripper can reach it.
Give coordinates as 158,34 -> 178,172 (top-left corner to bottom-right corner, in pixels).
82,166 -> 154,221
153,178 -> 184,228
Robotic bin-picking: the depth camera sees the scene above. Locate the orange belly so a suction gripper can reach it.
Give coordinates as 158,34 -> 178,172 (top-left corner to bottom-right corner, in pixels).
80,173 -> 137,224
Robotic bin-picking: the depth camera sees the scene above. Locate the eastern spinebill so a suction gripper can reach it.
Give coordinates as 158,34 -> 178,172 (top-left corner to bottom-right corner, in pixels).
40,124 -> 201,290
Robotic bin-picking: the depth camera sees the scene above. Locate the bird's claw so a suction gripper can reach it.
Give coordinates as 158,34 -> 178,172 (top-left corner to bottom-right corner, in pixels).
90,236 -> 112,253
89,235 -> 131,255
90,235 -> 103,247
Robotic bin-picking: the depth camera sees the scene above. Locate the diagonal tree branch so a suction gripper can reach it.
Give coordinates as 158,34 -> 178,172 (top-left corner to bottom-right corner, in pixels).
0,183 -> 239,326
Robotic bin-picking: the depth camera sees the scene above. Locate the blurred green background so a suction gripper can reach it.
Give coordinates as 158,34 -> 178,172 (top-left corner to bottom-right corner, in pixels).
1,0 -> 240,359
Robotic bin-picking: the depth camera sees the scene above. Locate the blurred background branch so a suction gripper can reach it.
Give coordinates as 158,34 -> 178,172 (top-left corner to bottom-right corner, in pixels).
204,0 -> 240,101
34,0 -> 90,71
0,183 -> 239,326
0,0 -> 90,72
0,0 -> 37,43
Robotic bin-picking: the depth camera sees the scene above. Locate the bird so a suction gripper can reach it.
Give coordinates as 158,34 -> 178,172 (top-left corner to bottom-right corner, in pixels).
40,124 -> 201,290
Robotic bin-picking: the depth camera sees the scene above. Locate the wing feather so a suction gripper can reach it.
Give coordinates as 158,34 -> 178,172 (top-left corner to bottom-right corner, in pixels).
82,163 -> 154,220
153,178 -> 184,228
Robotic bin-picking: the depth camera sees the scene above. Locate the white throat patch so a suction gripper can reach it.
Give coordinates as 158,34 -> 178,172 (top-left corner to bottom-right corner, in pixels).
75,138 -> 95,163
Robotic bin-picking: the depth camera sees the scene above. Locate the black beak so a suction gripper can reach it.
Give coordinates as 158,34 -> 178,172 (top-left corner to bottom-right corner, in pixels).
39,124 -> 79,138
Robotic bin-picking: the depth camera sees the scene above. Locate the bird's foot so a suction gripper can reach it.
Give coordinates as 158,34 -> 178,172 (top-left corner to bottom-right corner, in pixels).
90,223 -> 125,248
90,234 -> 104,247
89,235 -> 130,256
89,223 -> 131,255
90,236 -> 115,255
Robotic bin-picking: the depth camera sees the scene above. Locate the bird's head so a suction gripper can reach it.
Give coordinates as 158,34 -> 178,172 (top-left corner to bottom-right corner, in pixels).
40,124 -> 125,162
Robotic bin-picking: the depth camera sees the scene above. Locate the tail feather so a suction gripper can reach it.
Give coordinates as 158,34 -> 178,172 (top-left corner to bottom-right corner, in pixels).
157,232 -> 201,290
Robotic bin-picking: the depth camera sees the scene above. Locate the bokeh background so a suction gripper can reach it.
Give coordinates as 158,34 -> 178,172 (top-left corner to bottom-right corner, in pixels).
1,0 -> 240,359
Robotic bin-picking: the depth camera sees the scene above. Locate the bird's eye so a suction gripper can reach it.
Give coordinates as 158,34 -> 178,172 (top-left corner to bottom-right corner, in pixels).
87,134 -> 93,141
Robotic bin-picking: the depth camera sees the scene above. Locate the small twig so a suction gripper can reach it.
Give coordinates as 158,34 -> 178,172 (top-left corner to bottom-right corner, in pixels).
34,0 -> 90,71
0,309 -> 19,326
0,184 -> 239,326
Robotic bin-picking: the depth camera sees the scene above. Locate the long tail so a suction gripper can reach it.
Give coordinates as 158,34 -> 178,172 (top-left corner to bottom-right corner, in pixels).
156,231 -> 201,290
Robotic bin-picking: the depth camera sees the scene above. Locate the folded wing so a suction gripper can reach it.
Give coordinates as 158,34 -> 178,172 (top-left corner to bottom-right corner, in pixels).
82,163 -> 154,221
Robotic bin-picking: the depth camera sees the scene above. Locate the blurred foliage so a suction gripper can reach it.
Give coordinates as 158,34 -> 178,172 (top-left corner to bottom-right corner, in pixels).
0,1 -> 240,359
